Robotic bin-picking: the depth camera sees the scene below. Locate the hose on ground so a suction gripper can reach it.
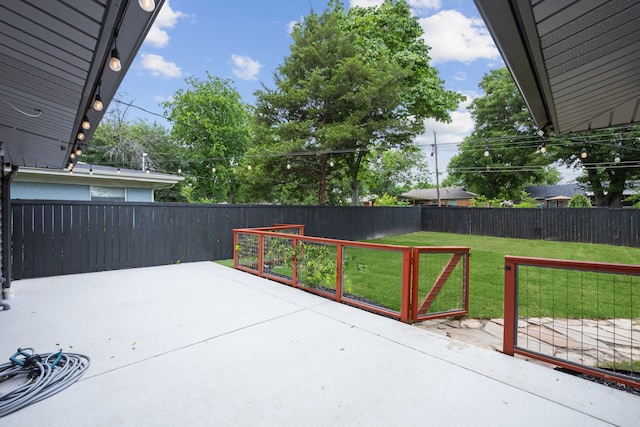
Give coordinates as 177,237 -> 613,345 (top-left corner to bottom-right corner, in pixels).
0,348 -> 90,418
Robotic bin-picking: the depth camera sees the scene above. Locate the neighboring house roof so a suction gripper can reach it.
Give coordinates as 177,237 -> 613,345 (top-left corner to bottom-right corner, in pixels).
474,0 -> 640,135
525,184 -> 586,200
399,187 -> 478,201
13,163 -> 183,190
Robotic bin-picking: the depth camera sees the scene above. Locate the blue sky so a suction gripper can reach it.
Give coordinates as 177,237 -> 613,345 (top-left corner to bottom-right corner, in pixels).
115,0 -> 505,181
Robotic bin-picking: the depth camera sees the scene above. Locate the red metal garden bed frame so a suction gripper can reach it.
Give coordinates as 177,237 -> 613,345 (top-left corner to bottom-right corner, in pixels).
233,225 -> 470,323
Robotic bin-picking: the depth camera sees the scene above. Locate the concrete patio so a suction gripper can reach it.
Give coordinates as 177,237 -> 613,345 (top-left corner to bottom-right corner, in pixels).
1,262 -> 638,426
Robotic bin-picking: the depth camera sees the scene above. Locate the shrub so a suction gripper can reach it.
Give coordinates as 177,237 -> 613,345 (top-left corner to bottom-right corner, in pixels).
568,193 -> 592,208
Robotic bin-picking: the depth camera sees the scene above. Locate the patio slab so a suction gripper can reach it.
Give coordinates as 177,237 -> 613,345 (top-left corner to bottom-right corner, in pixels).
1,262 -> 638,426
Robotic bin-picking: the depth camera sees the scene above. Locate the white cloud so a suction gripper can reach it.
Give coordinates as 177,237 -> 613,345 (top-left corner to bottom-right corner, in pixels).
349,0 -> 384,7
453,71 -> 467,81
407,0 -> 441,12
140,53 -> 182,78
349,0 -> 440,12
144,1 -> 186,48
231,54 -> 262,80
419,10 -> 499,63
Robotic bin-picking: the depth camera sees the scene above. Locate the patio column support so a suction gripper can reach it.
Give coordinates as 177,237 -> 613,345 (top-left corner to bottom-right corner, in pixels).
1,163 -> 17,292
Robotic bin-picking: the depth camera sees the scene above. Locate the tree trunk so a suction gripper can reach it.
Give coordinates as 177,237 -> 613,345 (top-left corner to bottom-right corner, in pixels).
318,154 -> 327,206
347,150 -> 365,206
587,166 -> 626,208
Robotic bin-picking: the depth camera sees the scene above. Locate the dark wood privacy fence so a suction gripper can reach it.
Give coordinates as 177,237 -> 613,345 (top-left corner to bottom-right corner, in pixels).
10,201 -> 640,280
421,207 -> 640,247
11,201 -> 420,280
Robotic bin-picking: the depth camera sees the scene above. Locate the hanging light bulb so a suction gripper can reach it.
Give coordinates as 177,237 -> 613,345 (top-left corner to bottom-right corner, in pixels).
286,160 -> 291,170
67,161 -> 74,170
109,47 -> 121,72
614,153 -> 621,163
69,151 -> 76,159
376,155 -> 382,164
93,93 -> 103,111
146,167 -> 150,174
212,163 -> 216,173
178,167 -> 182,174
77,129 -> 85,140
580,148 -> 587,159
138,0 -> 156,12
89,165 -> 93,175
117,168 -> 121,174
81,115 -> 91,130
75,146 -> 82,157
329,159 -> 334,167
483,146 -> 490,157
247,162 -> 252,171
539,142 -> 546,154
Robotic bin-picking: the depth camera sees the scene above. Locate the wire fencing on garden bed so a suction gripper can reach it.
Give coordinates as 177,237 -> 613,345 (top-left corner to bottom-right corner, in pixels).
503,256 -> 640,390
234,225 -> 469,323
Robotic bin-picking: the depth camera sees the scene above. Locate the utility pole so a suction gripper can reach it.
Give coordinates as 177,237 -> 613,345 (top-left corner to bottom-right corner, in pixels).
433,130 -> 441,207
141,152 -> 148,172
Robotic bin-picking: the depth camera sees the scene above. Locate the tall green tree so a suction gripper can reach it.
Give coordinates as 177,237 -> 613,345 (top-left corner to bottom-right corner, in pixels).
362,146 -> 431,197
447,68 -> 558,199
251,0 -> 462,205
553,126 -> 640,207
163,73 -> 251,203
84,99 -> 174,171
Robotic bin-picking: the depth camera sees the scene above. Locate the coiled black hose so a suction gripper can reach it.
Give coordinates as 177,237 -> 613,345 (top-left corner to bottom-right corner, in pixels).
0,348 -> 90,417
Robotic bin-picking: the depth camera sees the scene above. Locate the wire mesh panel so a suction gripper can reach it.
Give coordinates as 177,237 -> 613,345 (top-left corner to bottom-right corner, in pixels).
235,232 -> 260,272
341,245 -> 406,315
412,247 -> 469,322
505,257 -> 640,390
296,241 -> 338,296
262,234 -> 296,283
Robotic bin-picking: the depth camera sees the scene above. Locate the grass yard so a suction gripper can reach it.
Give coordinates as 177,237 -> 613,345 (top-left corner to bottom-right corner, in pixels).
220,231 -> 640,320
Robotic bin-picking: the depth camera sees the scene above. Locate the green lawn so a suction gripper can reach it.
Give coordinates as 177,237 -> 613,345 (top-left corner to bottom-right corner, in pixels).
219,232 -> 640,319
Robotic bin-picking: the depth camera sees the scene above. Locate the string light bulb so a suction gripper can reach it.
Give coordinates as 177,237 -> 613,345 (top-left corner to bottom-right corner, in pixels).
483,146 -> 490,157
138,0 -> 156,12
580,148 -> 587,159
212,164 -> 216,173
77,129 -> 85,140
329,159 -> 334,167
247,162 -> 252,171
93,93 -> 103,111
539,142 -> 546,154
109,47 -> 121,72
75,146 -> 82,157
376,155 -> 382,164
286,160 -> 291,170
81,115 -> 91,130
614,153 -> 621,163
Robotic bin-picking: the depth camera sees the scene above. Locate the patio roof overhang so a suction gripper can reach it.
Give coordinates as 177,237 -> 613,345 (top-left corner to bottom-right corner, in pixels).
0,0 -> 164,170
473,0 -> 640,135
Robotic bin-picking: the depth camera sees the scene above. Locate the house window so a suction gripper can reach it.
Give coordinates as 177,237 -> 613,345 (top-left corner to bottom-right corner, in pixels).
90,186 -> 125,201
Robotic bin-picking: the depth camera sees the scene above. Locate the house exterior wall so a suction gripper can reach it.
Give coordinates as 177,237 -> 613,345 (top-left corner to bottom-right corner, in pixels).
127,187 -> 153,202
12,181 -> 90,200
11,181 -> 153,202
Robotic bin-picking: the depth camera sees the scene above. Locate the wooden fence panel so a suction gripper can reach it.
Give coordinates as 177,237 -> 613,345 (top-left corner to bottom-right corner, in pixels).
10,201 -> 640,280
